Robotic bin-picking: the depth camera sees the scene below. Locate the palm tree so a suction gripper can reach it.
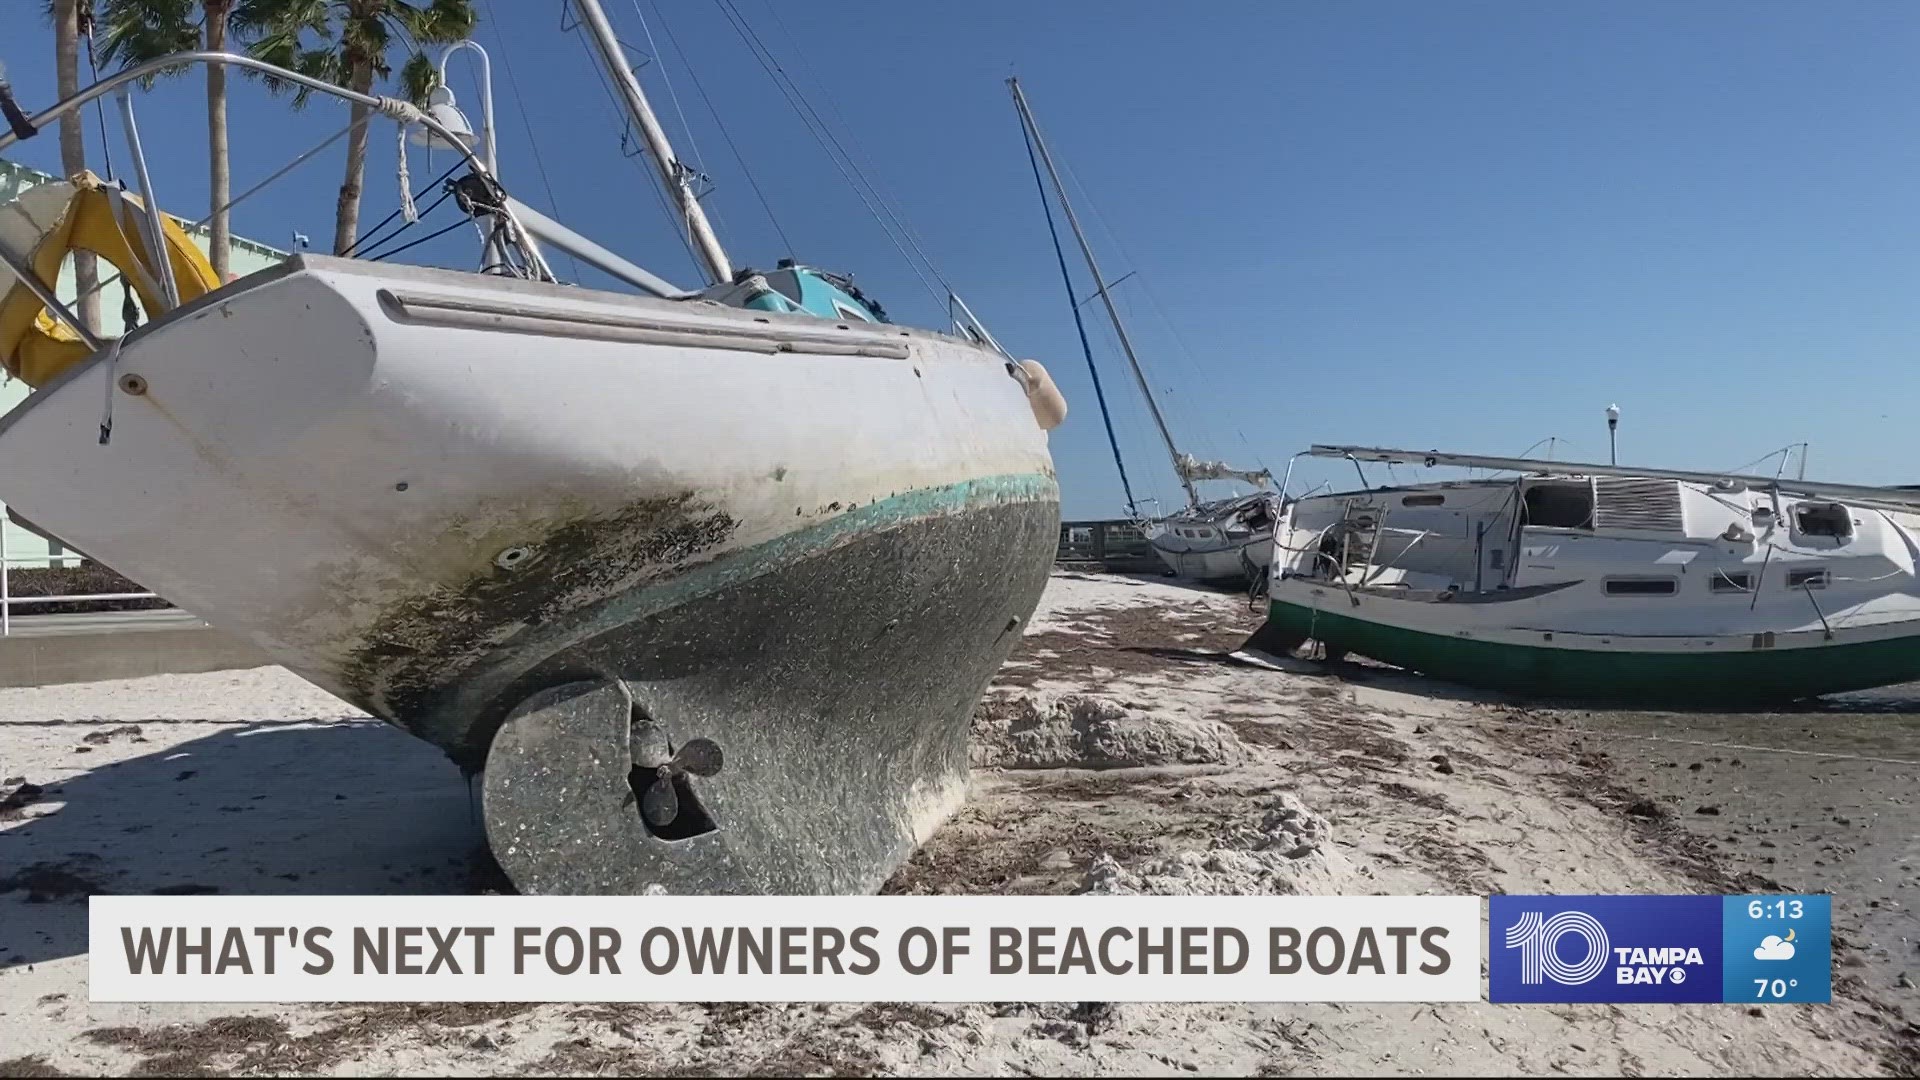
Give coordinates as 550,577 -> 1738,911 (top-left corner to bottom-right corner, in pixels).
237,0 -> 476,255
93,0 -> 239,280
44,0 -> 102,333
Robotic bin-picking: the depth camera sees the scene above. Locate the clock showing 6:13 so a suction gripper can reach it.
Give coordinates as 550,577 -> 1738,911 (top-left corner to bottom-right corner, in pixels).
1747,898 -> 1805,920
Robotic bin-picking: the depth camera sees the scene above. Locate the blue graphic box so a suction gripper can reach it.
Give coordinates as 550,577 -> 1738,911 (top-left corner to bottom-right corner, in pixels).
1721,895 -> 1831,1004
1490,895 -> 1832,1004
1491,895 -> 1723,1003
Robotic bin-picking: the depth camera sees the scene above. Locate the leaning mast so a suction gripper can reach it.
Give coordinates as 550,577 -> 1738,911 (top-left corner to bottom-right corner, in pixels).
573,0 -> 733,285
1009,78 -> 1197,509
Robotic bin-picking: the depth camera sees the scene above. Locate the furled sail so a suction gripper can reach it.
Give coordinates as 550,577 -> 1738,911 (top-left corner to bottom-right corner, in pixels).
1176,452 -> 1272,488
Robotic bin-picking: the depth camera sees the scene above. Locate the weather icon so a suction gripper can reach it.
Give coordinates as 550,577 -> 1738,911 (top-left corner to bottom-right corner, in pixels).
1754,929 -> 1797,961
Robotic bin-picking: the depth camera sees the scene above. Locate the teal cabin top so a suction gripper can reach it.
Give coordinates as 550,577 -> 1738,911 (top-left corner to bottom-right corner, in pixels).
743,262 -> 889,323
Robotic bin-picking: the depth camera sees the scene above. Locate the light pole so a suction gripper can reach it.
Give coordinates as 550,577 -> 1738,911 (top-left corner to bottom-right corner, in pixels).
411,41 -> 498,268
421,41 -> 493,174
1606,403 -> 1620,465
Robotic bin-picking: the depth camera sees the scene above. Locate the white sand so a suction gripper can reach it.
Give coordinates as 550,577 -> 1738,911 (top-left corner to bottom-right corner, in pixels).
0,572 -> 1904,1075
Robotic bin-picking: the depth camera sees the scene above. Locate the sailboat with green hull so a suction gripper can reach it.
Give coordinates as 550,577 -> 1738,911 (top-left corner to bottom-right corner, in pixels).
1253,445 -> 1920,704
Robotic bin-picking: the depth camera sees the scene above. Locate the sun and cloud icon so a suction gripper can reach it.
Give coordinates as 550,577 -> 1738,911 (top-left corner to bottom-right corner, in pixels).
1754,929 -> 1797,961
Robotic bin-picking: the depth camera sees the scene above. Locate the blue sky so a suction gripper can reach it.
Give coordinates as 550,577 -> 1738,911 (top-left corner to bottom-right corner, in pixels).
7,2 -> 1920,517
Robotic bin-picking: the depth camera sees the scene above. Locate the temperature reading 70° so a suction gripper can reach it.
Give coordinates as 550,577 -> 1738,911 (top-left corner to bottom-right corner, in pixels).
1755,978 -> 1800,999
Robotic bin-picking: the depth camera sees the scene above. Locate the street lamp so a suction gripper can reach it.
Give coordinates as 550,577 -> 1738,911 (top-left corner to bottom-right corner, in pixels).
1606,403 -> 1620,465
409,41 -> 494,175
408,41 -> 501,269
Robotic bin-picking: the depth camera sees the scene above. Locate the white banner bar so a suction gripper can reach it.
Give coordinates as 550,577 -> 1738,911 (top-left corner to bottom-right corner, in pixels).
90,895 -> 1480,1003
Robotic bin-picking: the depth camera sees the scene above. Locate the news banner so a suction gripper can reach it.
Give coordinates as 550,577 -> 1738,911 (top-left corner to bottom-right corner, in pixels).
87,893 -> 1832,1004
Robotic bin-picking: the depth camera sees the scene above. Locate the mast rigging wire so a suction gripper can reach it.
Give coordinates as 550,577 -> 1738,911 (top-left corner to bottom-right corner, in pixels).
1019,104 -> 1137,515
482,0 -> 583,281
753,0 -> 947,290
68,117 -> 365,310
361,214 -> 471,263
626,0 -> 714,226
340,156 -> 469,259
710,0 -> 946,311
1059,159 -> 1234,468
79,6 -> 115,179
648,0 -> 794,258
563,2 -> 706,279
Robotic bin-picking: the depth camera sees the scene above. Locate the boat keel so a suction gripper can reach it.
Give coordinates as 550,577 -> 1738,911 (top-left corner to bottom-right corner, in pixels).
483,679 -> 735,894
479,663 -> 973,895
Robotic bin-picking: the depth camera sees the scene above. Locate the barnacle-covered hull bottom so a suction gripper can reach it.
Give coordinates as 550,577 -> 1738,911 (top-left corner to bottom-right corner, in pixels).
472,481 -> 1060,895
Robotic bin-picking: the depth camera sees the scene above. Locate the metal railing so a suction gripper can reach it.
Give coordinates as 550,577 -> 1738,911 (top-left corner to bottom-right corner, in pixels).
1055,519 -> 1163,573
0,527 -> 165,636
0,50 -> 555,345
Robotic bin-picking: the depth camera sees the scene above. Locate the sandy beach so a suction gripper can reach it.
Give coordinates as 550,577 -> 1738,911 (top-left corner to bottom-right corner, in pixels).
2,570 -> 1914,1076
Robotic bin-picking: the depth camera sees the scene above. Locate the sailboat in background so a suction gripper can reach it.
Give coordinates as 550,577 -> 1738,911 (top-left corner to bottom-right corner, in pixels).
1255,444 -> 1920,703
1009,78 -> 1280,588
0,0 -> 1066,895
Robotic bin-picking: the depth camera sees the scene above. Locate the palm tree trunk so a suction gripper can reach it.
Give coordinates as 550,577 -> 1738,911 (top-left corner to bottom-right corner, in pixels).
332,59 -> 376,256
203,0 -> 233,280
50,0 -> 102,336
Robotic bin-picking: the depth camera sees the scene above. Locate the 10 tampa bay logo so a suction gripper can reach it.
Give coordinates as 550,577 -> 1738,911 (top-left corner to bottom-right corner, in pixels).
1490,896 -> 1723,1003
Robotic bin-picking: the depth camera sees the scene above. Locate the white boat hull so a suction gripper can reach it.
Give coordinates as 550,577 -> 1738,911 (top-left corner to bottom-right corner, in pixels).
1150,530 -> 1273,584
0,256 -> 1061,892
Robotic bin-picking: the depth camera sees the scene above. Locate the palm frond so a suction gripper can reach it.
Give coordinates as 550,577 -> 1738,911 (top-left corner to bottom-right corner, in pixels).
398,0 -> 477,46
96,0 -> 200,84
231,0 -> 330,36
229,0 -> 472,98
398,50 -> 436,108
242,26 -> 338,106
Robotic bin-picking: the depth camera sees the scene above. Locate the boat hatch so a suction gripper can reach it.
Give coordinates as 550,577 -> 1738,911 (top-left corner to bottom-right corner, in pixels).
1794,502 -> 1853,539
1522,480 -> 1594,529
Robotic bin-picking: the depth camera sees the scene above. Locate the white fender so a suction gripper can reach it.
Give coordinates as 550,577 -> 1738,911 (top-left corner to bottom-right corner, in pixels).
1018,358 -> 1067,431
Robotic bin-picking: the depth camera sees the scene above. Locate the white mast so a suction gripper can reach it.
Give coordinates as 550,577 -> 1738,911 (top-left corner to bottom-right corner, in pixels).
573,0 -> 733,285
1009,78 -> 1198,509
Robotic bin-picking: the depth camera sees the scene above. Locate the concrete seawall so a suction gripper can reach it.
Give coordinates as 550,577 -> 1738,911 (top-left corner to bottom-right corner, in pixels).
0,610 -> 270,687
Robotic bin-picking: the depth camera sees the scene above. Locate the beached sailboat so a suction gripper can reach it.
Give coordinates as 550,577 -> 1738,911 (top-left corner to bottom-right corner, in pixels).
1252,444 -> 1920,703
1008,78 -> 1278,587
0,2 -> 1066,894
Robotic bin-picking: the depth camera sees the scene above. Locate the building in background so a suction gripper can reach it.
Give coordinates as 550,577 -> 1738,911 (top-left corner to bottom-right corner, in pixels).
0,158 -> 287,569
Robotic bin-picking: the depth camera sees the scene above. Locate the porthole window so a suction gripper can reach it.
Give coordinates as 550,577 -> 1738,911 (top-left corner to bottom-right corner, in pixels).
1604,577 -> 1678,597
833,300 -> 874,323
1709,570 -> 1754,594
1787,568 -> 1830,590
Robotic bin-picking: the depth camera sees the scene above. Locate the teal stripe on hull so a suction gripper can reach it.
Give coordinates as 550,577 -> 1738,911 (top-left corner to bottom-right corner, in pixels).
1266,598 -> 1920,704
408,471 -> 1061,742
622,471 -> 1060,622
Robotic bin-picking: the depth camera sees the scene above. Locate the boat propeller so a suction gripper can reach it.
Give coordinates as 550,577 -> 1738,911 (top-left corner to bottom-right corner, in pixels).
630,722 -> 724,828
